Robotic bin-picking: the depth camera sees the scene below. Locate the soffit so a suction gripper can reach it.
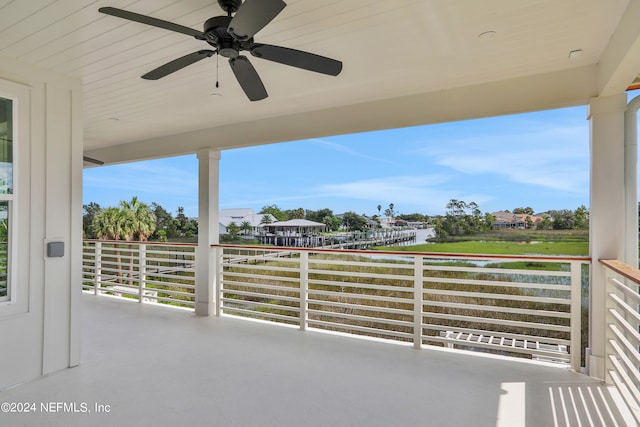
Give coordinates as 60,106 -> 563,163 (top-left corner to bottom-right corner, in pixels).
0,0 -> 631,155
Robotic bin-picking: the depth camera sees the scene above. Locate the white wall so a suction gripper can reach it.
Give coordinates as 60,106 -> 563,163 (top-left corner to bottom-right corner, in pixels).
0,55 -> 82,390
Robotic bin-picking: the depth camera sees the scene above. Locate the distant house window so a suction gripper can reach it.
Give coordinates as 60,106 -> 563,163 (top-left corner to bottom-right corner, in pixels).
0,96 -> 13,302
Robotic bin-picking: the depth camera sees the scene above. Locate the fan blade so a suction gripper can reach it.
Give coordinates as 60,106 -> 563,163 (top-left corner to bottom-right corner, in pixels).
142,50 -> 215,80
228,0 -> 286,41
83,156 -> 104,166
251,44 -> 342,76
99,7 -> 205,40
229,56 -> 268,101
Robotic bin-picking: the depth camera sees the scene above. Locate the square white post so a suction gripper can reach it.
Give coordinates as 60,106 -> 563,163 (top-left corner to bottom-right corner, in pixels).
195,149 -> 220,316
588,94 -> 627,379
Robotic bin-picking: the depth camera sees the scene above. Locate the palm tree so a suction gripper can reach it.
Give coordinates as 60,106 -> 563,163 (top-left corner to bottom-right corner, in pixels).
227,222 -> 240,240
377,204 -> 382,217
92,207 -> 131,240
92,207 -> 134,284
240,220 -> 253,237
120,197 -> 157,287
120,197 -> 156,241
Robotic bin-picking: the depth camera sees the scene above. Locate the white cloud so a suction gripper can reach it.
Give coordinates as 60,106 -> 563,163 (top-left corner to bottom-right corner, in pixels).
418,125 -> 589,193
221,174 -> 491,214
306,138 -> 401,165
315,175 -> 491,213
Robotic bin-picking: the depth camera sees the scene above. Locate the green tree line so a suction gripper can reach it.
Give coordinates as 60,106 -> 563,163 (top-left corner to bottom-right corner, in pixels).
433,200 -> 590,240
84,198 -> 198,241
84,198 -> 592,243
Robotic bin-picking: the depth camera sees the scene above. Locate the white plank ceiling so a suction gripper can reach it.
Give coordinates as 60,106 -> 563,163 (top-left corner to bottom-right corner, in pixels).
0,0 -> 636,159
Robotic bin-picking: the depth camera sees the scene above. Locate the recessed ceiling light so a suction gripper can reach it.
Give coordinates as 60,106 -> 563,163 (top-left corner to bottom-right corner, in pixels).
569,49 -> 583,60
479,31 -> 497,40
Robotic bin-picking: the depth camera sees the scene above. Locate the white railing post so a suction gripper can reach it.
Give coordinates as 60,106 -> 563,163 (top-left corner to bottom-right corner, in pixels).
139,243 -> 146,303
603,265 -> 615,385
215,246 -> 222,317
570,261 -> 583,371
94,241 -> 102,295
300,251 -> 309,331
413,256 -> 424,349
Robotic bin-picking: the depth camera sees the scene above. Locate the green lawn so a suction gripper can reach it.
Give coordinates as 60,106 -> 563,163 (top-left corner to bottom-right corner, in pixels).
376,230 -> 590,256
377,241 -> 588,256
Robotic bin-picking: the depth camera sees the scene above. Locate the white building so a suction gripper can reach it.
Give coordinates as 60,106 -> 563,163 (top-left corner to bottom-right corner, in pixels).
218,208 -> 275,236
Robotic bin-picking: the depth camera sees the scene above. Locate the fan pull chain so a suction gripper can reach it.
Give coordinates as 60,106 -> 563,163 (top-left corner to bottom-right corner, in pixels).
216,52 -> 220,88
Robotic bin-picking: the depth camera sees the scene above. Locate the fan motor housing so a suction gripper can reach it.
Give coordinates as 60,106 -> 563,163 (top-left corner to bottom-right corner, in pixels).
204,16 -> 253,55
204,16 -> 232,44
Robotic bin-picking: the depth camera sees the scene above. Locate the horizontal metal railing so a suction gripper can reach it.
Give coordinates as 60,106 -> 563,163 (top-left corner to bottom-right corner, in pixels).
82,240 -> 196,308
602,259 -> 640,423
81,240 -> 589,369
216,245 -> 588,370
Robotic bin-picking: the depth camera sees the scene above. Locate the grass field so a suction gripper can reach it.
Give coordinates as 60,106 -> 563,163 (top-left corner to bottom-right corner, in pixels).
377,229 -> 590,256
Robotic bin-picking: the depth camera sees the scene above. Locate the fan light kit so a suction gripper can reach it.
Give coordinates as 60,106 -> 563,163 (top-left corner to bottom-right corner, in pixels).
568,49 -> 583,60
478,31 -> 496,40
99,0 -> 343,101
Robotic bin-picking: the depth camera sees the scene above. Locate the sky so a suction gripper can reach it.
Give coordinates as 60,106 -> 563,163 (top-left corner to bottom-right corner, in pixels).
83,104 -> 604,219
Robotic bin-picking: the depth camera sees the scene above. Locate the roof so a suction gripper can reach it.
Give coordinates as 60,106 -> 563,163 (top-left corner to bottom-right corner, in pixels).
219,213 -> 275,227
220,208 -> 256,219
266,219 -> 326,228
492,211 -> 544,224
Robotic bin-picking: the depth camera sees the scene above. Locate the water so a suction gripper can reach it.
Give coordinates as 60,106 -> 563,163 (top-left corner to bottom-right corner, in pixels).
393,227 -> 435,246
414,227 -> 435,243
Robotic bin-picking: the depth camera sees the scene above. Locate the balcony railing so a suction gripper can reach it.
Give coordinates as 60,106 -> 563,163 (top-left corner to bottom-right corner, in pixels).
82,240 -> 196,308
216,244 -> 589,370
81,240 -> 588,370
602,259 -> 640,423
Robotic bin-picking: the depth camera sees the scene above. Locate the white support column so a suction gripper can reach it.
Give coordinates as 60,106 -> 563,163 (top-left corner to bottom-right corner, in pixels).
195,149 -> 220,316
625,95 -> 640,266
588,94 -> 627,380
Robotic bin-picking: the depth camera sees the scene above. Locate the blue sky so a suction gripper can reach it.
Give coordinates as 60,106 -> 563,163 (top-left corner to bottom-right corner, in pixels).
84,105 -> 594,218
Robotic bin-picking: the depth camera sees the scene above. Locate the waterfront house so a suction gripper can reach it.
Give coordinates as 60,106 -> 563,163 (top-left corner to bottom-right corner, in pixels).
219,208 -> 275,237
492,211 -> 544,229
259,219 -> 326,246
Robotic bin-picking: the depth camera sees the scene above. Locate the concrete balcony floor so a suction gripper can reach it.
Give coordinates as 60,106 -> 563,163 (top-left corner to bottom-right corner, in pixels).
1,294 -> 634,427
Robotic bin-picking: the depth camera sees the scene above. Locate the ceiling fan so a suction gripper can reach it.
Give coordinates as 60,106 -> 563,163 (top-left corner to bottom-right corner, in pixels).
99,0 -> 343,101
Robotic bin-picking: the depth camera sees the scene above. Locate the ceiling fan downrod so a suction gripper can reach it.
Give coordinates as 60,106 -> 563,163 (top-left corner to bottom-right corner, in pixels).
217,0 -> 242,15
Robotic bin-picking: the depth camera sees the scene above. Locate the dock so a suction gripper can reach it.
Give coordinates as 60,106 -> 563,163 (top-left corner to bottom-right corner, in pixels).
257,229 -> 417,249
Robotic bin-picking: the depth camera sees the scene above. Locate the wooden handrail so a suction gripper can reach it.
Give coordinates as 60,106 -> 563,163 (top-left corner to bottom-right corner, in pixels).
600,259 -> 640,284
